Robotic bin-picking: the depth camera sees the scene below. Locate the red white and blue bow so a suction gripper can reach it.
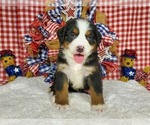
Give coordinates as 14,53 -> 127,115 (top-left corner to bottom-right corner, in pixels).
135,69 -> 149,82
44,63 -> 57,84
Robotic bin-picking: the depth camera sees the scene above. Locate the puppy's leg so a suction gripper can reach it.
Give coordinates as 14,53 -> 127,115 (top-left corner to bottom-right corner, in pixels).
87,72 -> 105,111
54,72 -> 69,107
90,85 -> 105,111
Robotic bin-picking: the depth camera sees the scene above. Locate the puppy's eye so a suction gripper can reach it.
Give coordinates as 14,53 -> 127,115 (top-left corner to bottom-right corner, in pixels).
70,32 -> 76,39
86,35 -> 94,41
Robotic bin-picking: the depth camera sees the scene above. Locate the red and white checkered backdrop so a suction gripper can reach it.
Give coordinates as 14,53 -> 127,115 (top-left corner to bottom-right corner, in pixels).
0,0 -> 150,84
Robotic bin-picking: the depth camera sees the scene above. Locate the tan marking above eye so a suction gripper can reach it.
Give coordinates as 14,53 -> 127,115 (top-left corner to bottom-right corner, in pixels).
73,27 -> 79,34
85,30 -> 92,36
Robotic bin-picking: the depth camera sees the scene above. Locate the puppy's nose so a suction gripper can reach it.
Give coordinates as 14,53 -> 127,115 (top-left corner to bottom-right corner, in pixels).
76,46 -> 84,53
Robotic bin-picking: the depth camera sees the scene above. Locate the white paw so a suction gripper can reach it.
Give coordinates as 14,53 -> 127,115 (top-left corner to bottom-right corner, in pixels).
50,95 -> 69,110
91,104 -> 105,112
50,95 -> 55,103
54,103 -> 69,110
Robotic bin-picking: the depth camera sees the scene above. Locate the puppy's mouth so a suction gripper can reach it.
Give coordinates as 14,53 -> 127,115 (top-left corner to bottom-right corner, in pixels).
73,54 -> 84,64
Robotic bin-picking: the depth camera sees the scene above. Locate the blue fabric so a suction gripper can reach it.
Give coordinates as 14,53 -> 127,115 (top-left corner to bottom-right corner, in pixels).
95,23 -> 118,40
37,26 -> 49,38
121,67 -> 136,80
5,65 -> 23,77
47,5 -> 64,24
75,0 -> 82,18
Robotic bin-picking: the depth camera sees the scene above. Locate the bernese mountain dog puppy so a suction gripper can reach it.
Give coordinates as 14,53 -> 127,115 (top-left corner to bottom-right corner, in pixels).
52,18 -> 104,111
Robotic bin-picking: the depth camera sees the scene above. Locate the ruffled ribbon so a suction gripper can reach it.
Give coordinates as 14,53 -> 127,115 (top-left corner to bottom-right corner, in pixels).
47,0 -> 64,24
135,69 -> 149,82
87,0 -> 97,21
99,50 -> 118,77
48,49 -> 59,57
96,23 -> 118,40
24,13 -> 59,46
26,47 -> 48,74
100,59 -> 118,77
146,84 -> 150,91
98,35 -> 114,51
44,63 -> 57,84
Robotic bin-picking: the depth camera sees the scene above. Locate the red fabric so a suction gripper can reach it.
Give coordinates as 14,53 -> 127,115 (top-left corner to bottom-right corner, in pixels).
0,0 -> 150,84
97,5 -> 150,81
0,0 -> 45,84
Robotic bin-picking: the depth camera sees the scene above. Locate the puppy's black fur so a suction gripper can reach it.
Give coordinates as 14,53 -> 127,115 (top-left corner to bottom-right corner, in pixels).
52,18 -> 104,108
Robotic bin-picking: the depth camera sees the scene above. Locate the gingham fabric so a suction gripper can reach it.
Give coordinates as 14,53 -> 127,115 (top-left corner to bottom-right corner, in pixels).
97,5 -> 150,81
0,0 -> 45,84
0,0 -> 150,84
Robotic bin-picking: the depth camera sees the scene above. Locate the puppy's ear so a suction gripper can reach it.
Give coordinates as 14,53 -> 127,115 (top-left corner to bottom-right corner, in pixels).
95,28 -> 102,45
57,26 -> 66,44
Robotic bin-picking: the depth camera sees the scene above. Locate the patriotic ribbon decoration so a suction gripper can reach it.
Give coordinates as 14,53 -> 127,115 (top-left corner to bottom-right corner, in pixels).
75,0 -> 82,18
104,54 -> 118,62
87,0 -> 97,21
48,0 -> 64,24
28,64 -> 39,75
96,23 -> 118,40
48,49 -> 59,57
30,19 -> 49,38
26,45 -> 48,66
24,34 -> 33,42
98,47 -> 110,62
46,21 -> 59,41
37,26 -> 49,38
26,46 -> 57,84
100,64 -> 107,77
98,35 -> 114,51
100,61 -> 118,77
23,0 -> 119,84
146,84 -> 150,91
39,63 -> 51,74
135,69 -> 149,82
44,63 -> 57,84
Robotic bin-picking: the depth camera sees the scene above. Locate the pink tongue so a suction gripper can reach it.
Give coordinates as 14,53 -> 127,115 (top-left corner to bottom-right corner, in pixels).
73,54 -> 84,64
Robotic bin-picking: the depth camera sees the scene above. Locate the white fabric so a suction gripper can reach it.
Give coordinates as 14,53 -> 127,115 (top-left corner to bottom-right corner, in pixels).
0,76 -> 150,120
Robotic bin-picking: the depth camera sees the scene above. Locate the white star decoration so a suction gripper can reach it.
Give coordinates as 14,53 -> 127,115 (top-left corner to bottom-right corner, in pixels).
129,71 -> 135,76
14,68 -> 19,73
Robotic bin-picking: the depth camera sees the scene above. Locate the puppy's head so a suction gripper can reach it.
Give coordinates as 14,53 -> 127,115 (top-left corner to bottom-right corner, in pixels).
57,18 -> 102,64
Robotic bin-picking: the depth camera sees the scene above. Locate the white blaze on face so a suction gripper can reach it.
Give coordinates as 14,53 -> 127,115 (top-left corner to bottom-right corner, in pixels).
68,19 -> 93,64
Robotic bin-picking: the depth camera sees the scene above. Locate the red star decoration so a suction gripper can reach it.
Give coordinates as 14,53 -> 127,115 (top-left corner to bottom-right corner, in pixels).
66,7 -> 75,18
62,6 -> 76,21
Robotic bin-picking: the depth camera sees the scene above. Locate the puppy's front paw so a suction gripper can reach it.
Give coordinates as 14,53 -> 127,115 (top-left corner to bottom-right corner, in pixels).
91,104 -> 105,112
51,95 -> 69,110
54,103 -> 69,110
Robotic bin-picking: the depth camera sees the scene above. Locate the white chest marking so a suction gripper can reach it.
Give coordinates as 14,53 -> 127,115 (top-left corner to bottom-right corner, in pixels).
60,62 -> 94,90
